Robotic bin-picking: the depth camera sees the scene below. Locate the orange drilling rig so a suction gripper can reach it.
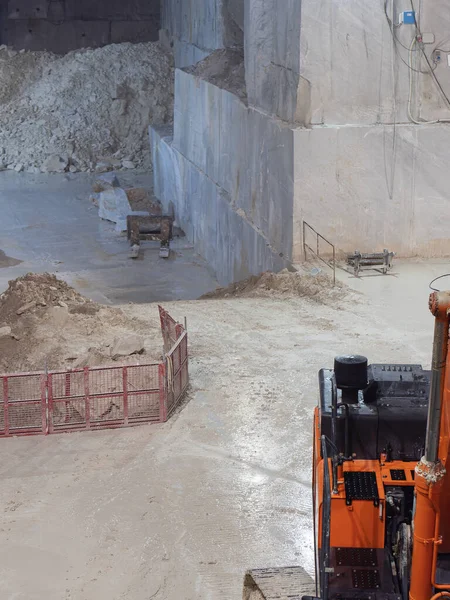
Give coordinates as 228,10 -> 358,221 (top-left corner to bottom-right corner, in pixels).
305,290 -> 450,600
244,291 -> 450,600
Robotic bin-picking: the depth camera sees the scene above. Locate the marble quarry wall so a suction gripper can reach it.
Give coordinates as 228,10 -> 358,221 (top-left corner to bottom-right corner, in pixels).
153,0 -> 450,284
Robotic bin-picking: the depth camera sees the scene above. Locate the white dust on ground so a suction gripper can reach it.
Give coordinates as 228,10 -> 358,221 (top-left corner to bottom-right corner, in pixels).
0,42 -> 173,173
0,273 -> 164,373
0,282 -> 433,599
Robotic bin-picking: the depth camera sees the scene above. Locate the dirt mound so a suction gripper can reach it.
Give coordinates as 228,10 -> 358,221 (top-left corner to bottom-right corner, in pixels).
0,273 -> 91,324
0,273 -> 163,373
186,49 -> 246,101
0,42 -> 174,173
202,269 -> 351,304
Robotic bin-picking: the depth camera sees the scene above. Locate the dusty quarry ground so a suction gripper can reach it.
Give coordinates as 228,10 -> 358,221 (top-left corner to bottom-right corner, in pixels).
0,260 -> 446,600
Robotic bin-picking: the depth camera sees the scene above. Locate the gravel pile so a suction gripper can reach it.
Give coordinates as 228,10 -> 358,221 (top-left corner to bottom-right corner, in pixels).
0,42 -> 174,174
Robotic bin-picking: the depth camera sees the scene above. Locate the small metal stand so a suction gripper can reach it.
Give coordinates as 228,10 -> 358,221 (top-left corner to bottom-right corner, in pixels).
127,214 -> 173,259
347,249 -> 394,277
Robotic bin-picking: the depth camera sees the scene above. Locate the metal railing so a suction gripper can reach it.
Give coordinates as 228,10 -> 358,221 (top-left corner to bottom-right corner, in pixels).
0,307 -> 189,438
303,221 -> 336,286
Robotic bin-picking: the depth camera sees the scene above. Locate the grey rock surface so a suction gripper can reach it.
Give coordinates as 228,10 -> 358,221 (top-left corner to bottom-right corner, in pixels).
174,40 -> 210,68
0,326 -> 12,338
41,154 -> 68,173
245,0 -> 303,123
163,0 -> 244,67
16,301 -> 36,315
173,70 -> 293,260
151,125 -> 290,285
110,334 -> 145,359
95,162 -> 112,173
92,172 -> 121,193
156,0 -> 450,289
98,187 -> 132,226
122,160 -> 136,170
293,122 -> 450,258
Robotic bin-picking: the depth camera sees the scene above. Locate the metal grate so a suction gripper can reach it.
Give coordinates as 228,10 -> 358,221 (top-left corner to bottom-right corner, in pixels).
336,548 -> 378,568
352,569 -> 381,590
1,373 -> 45,434
344,472 -> 379,506
390,469 -> 407,481
49,364 -> 163,432
127,365 -> 160,422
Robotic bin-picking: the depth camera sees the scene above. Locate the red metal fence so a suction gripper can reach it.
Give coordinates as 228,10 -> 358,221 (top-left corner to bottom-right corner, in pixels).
158,305 -> 189,419
0,307 -> 188,438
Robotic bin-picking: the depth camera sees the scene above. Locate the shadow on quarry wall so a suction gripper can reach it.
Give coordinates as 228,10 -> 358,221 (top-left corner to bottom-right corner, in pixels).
222,0 -> 244,47
1,0 -> 160,53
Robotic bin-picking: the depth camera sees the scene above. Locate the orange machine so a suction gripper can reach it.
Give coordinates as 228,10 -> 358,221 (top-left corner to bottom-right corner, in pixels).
306,291 -> 450,600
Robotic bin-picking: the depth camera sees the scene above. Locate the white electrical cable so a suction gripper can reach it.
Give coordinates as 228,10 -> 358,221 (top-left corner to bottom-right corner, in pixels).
385,0 -> 398,199
408,37 -> 439,124
407,17 -> 450,124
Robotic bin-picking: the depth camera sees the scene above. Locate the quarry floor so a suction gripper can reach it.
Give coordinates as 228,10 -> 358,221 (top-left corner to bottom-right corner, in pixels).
0,259 -> 449,599
0,171 -> 217,304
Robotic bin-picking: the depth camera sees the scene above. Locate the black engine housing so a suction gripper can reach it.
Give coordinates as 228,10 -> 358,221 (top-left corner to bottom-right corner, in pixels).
319,363 -> 430,461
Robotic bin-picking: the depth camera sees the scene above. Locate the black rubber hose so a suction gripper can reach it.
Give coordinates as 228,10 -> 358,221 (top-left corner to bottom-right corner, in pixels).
321,436 -> 331,600
430,274 -> 450,292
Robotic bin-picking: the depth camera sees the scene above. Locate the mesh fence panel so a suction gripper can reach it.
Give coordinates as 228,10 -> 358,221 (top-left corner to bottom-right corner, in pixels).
88,367 -> 124,425
0,307 -> 188,436
49,370 -> 86,430
90,395 -> 124,424
159,305 -> 180,351
166,332 -> 188,417
49,364 -> 161,432
127,365 -> 160,422
1,373 -> 45,434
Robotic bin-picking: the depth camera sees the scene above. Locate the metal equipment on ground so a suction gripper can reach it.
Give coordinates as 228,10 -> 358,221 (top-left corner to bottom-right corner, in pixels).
127,214 -> 173,259
244,292 -> 450,600
347,249 -> 394,277
243,567 -> 314,600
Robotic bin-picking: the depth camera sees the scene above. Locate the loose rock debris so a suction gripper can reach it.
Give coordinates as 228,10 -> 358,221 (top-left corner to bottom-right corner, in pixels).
0,42 -> 174,173
0,273 -> 164,373
202,268 -> 353,306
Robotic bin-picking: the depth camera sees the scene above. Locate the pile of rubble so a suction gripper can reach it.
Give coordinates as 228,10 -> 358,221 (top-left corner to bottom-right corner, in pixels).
0,42 -> 174,174
0,273 -> 163,373
202,268 -> 354,306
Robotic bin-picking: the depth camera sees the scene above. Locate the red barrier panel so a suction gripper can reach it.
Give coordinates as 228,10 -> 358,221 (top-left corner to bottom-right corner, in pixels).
0,372 -> 47,436
166,331 -> 189,417
47,363 -> 161,434
159,305 -> 180,351
0,307 -> 189,438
